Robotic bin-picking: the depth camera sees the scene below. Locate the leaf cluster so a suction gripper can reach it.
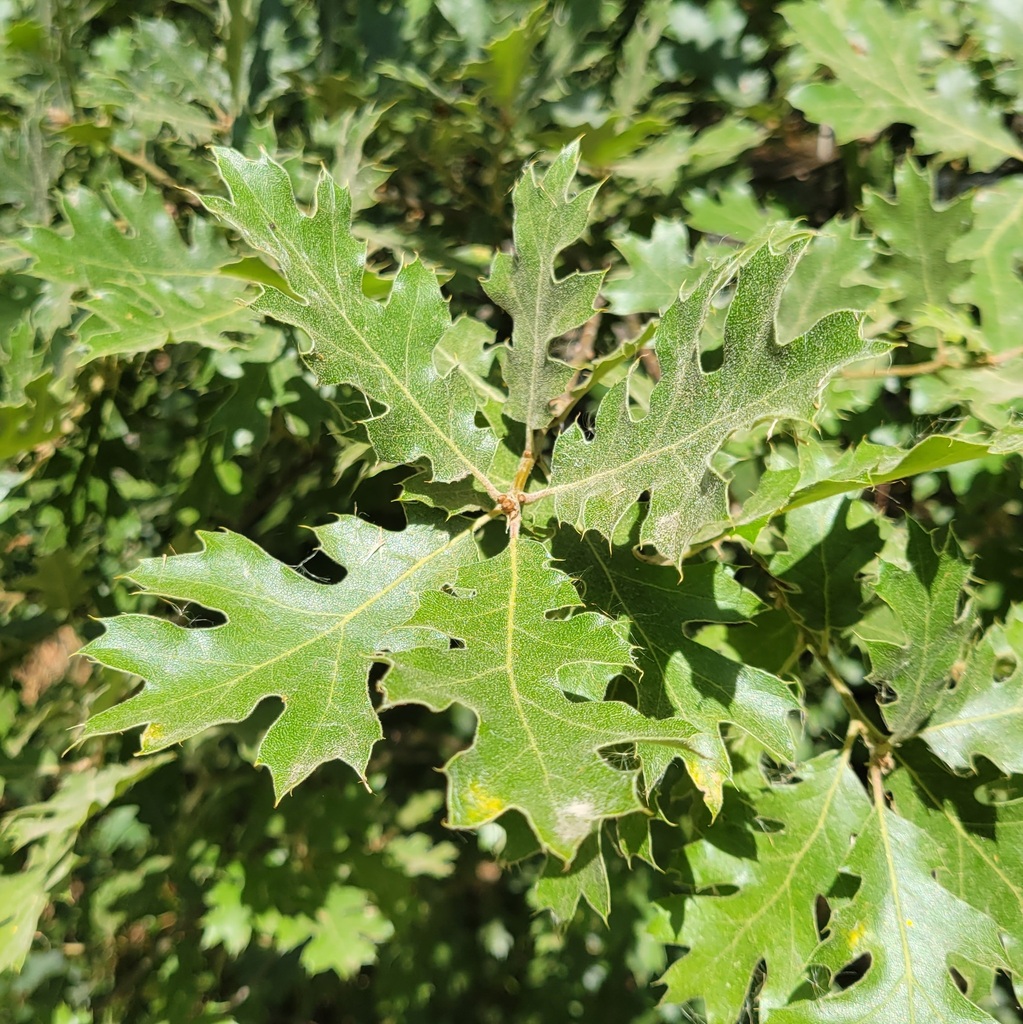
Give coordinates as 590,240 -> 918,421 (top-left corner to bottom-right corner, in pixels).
2,2 -> 1023,1023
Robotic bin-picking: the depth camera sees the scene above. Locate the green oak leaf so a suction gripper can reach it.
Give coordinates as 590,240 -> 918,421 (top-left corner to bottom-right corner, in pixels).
918,604 -> 1023,774
862,520 -> 973,742
16,181 -> 257,362
772,801 -> 1008,1024
766,496 -> 881,639
949,179 -> 1023,354
529,831 -> 610,924
482,141 -> 604,430
777,220 -> 880,343
861,160 -> 972,340
80,515 -> 479,799
684,179 -> 787,242
784,0 -> 1023,171
296,885 -> 394,978
603,217 -> 693,315
972,0 -> 1023,100
543,235 -> 873,567
554,505 -> 798,813
888,748 -> 1023,979
202,149 -> 499,490
381,536 -> 700,862
0,756 -> 170,972
79,18 -> 231,146
659,752 -> 870,1023
735,434 -> 1005,539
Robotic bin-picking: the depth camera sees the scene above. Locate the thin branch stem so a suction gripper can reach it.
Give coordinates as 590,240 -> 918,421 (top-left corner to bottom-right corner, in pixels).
110,146 -> 201,205
813,642 -> 890,754
842,344 -> 1023,380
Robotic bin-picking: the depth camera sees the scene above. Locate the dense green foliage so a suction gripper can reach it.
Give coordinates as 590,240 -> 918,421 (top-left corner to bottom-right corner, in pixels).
2,1 -> 1023,1022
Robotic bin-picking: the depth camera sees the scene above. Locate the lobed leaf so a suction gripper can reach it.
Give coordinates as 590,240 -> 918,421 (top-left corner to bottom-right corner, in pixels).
81,515 -> 479,799
16,181 -> 257,361
381,536 -> 700,862
949,179 -> 1023,354
784,0 -> 1023,172
554,506 -> 798,813
888,748 -> 1023,983
863,520 -> 973,742
203,150 -> 499,489
659,753 -> 871,1023
918,604 -> 1023,774
773,800 -> 1008,1023
483,142 -> 604,430
544,235 -> 873,566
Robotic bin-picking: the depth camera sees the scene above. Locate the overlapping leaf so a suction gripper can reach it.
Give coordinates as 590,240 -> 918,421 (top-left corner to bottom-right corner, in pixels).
659,753 -> 870,1023
16,181 -> 257,361
772,801 -> 1008,1024
81,515 -> 478,798
766,496 -> 880,638
862,520 -> 973,741
861,160 -> 972,340
888,749 -> 1023,979
603,217 -> 693,315
381,537 -> 700,862
776,220 -> 880,343
554,506 -> 798,813
949,179 -> 1023,354
202,150 -> 499,488
543,236 -> 872,566
735,434 -> 1010,540
919,604 -> 1023,774
784,0 -> 1023,171
482,142 -> 604,429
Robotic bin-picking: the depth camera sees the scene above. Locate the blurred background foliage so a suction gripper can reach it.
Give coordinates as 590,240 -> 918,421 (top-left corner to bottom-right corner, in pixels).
1,0 -> 1021,1021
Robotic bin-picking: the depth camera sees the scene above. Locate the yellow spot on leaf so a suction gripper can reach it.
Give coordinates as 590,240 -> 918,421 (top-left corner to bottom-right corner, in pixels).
847,921 -> 866,949
465,783 -> 504,820
141,723 -> 165,746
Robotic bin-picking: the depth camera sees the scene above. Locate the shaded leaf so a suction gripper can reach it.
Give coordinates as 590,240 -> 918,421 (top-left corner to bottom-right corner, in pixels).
949,179 -> 1023,354
766,496 -> 880,637
382,537 -> 700,861
919,604 -> 1023,774
861,159 -> 972,340
773,801 -> 1008,1024
862,520 -> 973,741
555,506 -> 797,812
659,753 -> 870,1023
888,748 -> 1023,979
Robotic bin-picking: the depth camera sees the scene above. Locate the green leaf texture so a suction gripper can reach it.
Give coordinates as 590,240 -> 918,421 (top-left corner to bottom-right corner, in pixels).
660,753 -> 870,1023
773,802 -> 1008,1024
554,507 -> 798,813
81,515 -> 478,798
17,181 -> 257,361
949,178 -> 1023,354
863,521 -> 973,741
784,0 -> 1023,171
203,150 -> 499,488
889,748 -> 1023,980
381,537 -> 700,861
483,142 -> 604,429
544,236 -> 871,566
919,604 -> 1023,774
